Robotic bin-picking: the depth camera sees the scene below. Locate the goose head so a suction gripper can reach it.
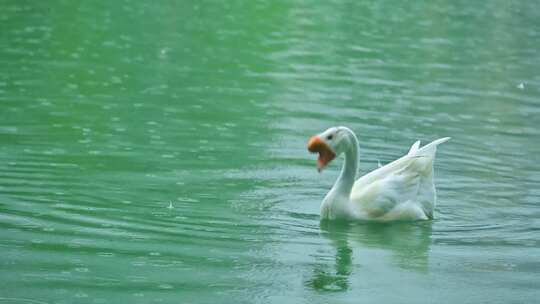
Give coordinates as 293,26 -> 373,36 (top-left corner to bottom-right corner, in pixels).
307,127 -> 350,172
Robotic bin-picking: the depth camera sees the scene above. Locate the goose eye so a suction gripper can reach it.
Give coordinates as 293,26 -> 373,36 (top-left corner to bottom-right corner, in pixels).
327,134 -> 333,140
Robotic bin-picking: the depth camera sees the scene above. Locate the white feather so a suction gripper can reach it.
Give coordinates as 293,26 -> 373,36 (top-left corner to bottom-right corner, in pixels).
315,127 -> 449,222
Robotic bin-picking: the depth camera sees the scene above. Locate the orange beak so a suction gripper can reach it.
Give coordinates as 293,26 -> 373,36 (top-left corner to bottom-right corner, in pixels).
307,136 -> 336,172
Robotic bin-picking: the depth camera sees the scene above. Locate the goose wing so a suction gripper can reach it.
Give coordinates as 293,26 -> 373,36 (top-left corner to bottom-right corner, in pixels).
350,138 -> 450,220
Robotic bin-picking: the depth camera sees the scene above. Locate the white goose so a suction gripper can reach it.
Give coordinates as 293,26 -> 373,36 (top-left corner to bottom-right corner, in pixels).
308,126 -> 449,221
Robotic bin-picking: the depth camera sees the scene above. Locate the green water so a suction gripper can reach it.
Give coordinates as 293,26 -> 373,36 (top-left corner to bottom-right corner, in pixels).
1,1 -> 540,303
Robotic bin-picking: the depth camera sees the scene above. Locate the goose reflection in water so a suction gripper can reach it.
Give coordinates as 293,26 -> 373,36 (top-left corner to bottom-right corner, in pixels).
305,220 -> 433,292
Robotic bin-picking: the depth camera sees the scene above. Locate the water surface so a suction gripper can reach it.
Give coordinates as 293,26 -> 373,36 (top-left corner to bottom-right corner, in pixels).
1,1 -> 540,303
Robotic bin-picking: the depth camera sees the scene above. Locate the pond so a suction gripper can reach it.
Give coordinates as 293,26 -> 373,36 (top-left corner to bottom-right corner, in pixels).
1,1 -> 539,303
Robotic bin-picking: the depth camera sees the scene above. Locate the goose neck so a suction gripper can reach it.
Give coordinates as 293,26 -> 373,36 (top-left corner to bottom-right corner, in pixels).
334,131 -> 358,196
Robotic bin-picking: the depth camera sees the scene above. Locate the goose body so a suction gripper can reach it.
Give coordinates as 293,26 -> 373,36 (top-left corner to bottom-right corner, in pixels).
308,126 -> 449,222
